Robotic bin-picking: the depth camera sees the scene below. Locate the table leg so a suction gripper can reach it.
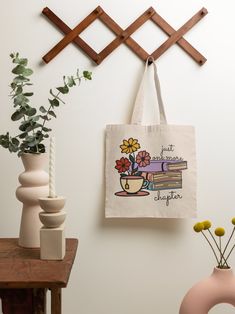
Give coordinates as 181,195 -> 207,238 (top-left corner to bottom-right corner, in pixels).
33,288 -> 47,314
51,288 -> 61,314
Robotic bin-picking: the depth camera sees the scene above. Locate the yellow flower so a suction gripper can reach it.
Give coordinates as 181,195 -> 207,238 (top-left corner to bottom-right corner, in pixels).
193,222 -> 204,233
202,220 -> 212,230
120,138 -> 140,154
215,227 -> 225,237
231,217 -> 235,225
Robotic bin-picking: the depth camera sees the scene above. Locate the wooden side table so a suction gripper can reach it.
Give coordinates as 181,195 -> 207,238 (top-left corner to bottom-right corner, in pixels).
0,238 -> 78,314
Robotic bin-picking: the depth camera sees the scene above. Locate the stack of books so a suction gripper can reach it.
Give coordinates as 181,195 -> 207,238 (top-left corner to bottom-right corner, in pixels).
139,160 -> 187,191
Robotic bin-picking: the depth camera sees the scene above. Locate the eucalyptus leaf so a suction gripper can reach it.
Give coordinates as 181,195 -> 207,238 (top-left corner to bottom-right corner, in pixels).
23,92 -> 33,97
48,111 -> 56,118
11,110 -> 25,121
12,138 -> 20,146
49,98 -> 59,107
18,58 -> 28,66
83,71 -> 92,80
23,68 -> 33,76
56,85 -> 69,94
25,108 -> 37,116
13,75 -> 29,83
19,132 -> 27,139
12,65 -> 25,75
39,106 -> 47,113
67,76 -> 76,87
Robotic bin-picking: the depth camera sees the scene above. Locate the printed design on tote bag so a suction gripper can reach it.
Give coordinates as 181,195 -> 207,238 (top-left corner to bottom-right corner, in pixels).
114,138 -> 188,200
114,138 -> 150,197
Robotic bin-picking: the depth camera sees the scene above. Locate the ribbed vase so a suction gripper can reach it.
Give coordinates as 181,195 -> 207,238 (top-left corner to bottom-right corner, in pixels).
16,153 -> 49,248
179,267 -> 235,314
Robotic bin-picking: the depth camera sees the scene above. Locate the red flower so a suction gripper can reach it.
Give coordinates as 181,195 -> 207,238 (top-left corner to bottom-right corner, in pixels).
115,157 -> 131,173
136,150 -> 151,167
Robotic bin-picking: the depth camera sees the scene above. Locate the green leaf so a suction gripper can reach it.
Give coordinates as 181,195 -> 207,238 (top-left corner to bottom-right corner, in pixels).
42,126 -> 52,132
13,75 -> 29,83
18,58 -> 28,66
12,65 -> 25,75
25,107 -> 36,116
32,116 -> 40,122
25,135 -> 35,142
16,86 -> 23,95
39,106 -> 47,113
19,132 -> 27,139
49,89 -> 65,104
48,111 -> 56,118
8,141 -> 19,153
42,127 -> 52,132
67,76 -> 76,87
83,71 -> 92,80
0,134 -> 10,148
14,94 -> 28,106
11,82 -> 17,90
40,115 -> 50,121
19,121 -> 30,132
43,134 -> 49,138
22,68 -> 33,76
23,92 -> 33,97
135,171 -> 142,176
11,110 -> 25,121
49,98 -> 59,107
12,138 -> 20,146
25,123 -> 40,132
56,85 -> 69,94
129,154 -> 135,163
120,173 -> 128,177
38,144 -> 45,153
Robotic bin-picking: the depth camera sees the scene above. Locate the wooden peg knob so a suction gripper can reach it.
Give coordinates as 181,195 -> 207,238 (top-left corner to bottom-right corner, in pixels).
94,6 -> 102,14
120,32 -> 128,40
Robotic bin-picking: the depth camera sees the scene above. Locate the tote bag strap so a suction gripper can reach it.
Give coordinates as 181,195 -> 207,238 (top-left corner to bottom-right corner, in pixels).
131,57 -> 167,125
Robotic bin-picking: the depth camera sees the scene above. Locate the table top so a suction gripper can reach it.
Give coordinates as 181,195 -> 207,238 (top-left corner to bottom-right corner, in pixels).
0,238 -> 78,289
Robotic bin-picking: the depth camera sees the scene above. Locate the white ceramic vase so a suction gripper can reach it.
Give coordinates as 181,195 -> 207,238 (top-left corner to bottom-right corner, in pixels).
16,153 -> 49,248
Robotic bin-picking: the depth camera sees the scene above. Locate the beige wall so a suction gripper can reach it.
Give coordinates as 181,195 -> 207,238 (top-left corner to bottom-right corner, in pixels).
0,0 -> 234,313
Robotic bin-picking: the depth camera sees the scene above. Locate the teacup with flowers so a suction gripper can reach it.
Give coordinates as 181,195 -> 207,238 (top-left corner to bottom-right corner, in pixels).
114,137 -> 150,196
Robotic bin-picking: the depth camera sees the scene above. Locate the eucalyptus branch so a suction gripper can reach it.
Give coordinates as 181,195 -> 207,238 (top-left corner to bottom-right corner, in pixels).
0,52 -> 92,156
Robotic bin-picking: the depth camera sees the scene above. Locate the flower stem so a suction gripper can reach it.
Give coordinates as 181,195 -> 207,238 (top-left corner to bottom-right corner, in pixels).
201,231 -> 220,266
207,229 -> 228,267
219,237 -> 222,267
222,227 -> 235,259
223,244 -> 235,267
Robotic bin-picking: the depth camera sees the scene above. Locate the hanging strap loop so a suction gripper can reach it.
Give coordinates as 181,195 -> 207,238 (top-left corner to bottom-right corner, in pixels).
131,57 -> 167,125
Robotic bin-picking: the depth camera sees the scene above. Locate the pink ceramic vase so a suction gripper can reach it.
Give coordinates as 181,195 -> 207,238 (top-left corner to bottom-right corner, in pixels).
179,267 -> 235,314
16,153 -> 49,248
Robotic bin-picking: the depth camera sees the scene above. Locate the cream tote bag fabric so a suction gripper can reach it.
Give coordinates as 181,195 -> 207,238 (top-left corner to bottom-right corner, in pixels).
105,59 -> 197,218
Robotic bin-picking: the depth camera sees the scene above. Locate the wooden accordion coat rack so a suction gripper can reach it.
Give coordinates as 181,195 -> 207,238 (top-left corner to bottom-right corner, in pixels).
42,6 -> 208,65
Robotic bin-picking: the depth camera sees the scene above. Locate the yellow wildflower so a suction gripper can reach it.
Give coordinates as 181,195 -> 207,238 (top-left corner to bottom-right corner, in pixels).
215,227 -> 225,237
202,220 -> 212,230
231,217 -> 235,225
193,222 -> 204,233
120,138 -> 140,154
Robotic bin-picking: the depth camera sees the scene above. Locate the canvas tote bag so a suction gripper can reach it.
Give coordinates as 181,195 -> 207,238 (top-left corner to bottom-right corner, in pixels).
105,58 -> 197,218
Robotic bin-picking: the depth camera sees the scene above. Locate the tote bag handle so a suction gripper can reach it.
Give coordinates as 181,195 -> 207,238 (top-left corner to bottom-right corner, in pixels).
131,57 -> 167,125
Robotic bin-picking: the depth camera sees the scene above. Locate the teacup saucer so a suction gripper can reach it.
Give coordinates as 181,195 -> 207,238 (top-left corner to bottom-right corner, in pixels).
115,191 -> 149,197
